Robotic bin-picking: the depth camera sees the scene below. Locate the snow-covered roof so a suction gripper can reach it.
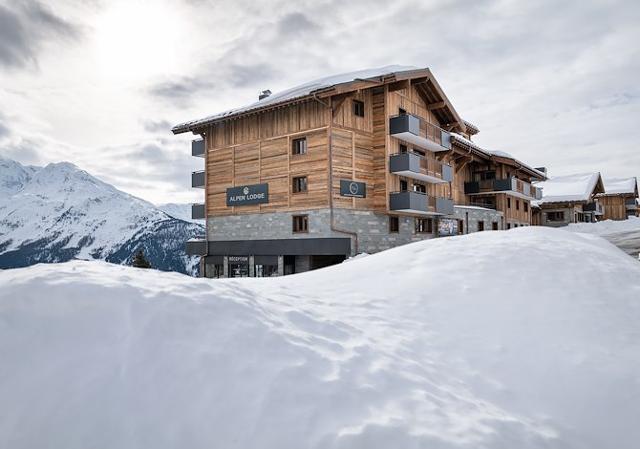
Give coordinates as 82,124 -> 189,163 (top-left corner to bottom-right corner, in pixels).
599,177 -> 638,196
534,172 -> 604,204
173,65 -> 421,133
449,133 -> 545,180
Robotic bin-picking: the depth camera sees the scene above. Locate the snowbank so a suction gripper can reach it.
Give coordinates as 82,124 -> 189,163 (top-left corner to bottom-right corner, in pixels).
568,216 -> 640,236
1,227 -> 639,449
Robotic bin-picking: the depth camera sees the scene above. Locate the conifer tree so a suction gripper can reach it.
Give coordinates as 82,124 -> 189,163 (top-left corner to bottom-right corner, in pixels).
132,249 -> 152,269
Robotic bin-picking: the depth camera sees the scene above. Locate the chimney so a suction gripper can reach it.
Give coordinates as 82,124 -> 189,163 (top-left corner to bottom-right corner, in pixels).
259,89 -> 272,100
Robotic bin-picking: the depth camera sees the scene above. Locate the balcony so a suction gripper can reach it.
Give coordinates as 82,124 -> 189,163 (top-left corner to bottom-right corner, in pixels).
192,139 -> 205,157
192,203 -> 205,220
192,170 -> 205,188
389,114 -> 451,153
583,202 -> 604,215
185,238 -> 207,256
464,177 -> 542,200
389,190 -> 454,216
389,152 -> 452,184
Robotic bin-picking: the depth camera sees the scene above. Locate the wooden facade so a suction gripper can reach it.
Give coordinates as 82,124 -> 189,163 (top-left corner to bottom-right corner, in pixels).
193,75 -> 542,224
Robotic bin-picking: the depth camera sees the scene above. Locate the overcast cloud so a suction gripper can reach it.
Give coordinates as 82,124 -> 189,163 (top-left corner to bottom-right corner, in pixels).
0,0 -> 638,204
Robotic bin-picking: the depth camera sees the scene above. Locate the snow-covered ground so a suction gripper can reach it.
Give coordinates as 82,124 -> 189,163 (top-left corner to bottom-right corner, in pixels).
568,216 -> 640,258
1,227 -> 639,448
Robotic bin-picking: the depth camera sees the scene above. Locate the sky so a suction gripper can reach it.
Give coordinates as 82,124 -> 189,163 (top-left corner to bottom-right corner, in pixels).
0,0 -> 638,204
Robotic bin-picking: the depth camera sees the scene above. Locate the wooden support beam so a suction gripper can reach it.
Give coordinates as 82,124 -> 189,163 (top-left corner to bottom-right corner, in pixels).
427,101 -> 446,110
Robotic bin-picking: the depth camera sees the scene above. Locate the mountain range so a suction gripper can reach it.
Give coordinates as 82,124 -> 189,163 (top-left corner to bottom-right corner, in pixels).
0,156 -> 204,274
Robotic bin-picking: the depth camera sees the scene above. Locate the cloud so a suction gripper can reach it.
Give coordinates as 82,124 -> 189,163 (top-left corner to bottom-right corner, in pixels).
0,1 -> 81,69
142,119 -> 173,134
147,77 -> 215,108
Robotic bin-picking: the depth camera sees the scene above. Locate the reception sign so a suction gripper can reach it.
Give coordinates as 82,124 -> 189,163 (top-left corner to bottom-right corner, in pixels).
340,180 -> 366,198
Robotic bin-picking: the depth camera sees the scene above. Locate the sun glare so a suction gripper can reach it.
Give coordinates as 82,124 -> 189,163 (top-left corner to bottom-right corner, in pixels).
94,1 -> 183,82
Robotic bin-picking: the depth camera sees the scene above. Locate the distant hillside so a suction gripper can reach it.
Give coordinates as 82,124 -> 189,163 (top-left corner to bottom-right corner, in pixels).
0,156 -> 204,274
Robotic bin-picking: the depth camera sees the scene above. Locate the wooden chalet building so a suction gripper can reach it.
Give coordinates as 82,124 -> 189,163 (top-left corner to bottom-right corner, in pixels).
532,173 -> 606,227
597,177 -> 639,220
173,66 -> 544,278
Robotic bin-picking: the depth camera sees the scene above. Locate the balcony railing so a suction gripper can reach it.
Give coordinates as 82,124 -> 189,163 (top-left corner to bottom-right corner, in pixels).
389,114 -> 451,153
583,202 -> 604,215
192,203 -> 205,219
192,170 -> 205,188
192,139 -> 205,157
389,190 -> 454,215
389,152 -> 452,184
464,177 -> 542,200
185,238 -> 207,256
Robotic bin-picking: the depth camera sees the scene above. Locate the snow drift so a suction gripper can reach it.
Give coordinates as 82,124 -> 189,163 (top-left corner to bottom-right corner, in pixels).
1,227 -> 639,449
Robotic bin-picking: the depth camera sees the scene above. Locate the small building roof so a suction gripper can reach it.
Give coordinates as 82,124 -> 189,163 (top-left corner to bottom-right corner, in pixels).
534,172 -> 605,205
172,66 -> 470,134
599,177 -> 638,196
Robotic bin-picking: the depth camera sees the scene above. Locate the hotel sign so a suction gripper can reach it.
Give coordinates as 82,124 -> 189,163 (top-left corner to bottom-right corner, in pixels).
340,180 -> 366,198
226,183 -> 269,206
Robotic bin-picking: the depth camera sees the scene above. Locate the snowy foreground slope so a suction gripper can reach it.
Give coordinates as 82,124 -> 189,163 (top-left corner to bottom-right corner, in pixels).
1,228 -> 640,449
0,156 -> 203,273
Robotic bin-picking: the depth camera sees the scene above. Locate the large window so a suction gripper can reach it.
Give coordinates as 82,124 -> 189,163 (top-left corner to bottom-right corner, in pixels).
255,264 -> 278,277
415,218 -> 433,234
353,100 -> 365,117
293,215 -> 309,233
292,176 -> 308,193
292,137 -> 307,155
547,211 -> 565,222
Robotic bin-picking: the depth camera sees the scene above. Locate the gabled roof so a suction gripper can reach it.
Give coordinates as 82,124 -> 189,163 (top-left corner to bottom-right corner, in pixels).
534,172 -> 605,205
449,133 -> 546,180
172,66 -> 468,134
598,177 -> 639,197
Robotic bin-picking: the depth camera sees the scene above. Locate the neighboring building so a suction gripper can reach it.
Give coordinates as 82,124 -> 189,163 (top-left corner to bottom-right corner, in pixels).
597,177 -> 639,220
533,173 -> 605,227
174,66 -> 544,277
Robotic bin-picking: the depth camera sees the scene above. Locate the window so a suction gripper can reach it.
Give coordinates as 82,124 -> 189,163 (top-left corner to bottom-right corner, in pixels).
412,148 -> 425,157
399,108 -> 407,115
415,218 -> 433,234
292,137 -> 307,155
353,100 -> 365,117
292,215 -> 308,233
413,183 -> 426,193
507,223 -> 511,229
399,144 -> 408,154
547,211 -> 565,222
524,202 -> 529,213
516,200 -> 520,211
458,219 -> 464,235
475,170 -> 496,181
478,221 -> 485,231
255,264 -> 278,277
400,180 -> 408,191
514,223 -> 518,228
492,222 -> 498,230
389,216 -> 399,233
292,176 -> 308,193
507,197 -> 511,208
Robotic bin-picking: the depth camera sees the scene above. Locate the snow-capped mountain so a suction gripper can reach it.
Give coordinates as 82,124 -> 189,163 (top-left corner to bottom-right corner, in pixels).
0,156 -> 204,274
157,202 -> 200,223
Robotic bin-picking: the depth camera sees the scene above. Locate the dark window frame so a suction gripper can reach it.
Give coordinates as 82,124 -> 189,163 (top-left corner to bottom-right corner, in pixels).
415,218 -> 433,234
292,176 -> 308,194
389,216 -> 399,233
292,137 -> 307,156
353,100 -> 365,118
292,214 -> 309,233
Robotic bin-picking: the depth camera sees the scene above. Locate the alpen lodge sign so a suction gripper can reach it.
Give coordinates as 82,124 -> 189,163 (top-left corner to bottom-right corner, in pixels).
226,183 -> 269,206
